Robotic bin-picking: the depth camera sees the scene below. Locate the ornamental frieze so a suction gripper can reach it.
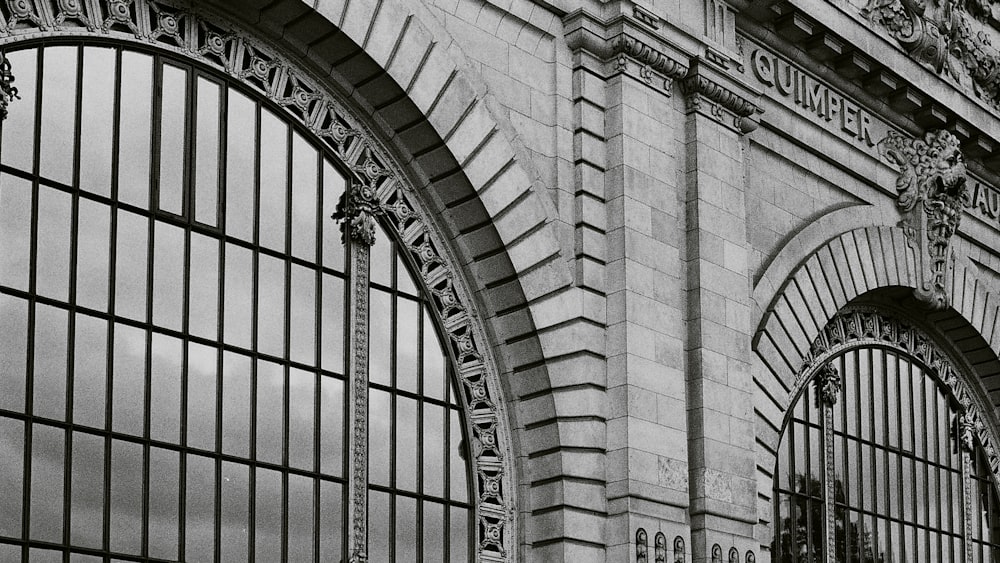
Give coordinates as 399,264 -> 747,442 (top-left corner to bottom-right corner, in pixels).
860,0 -> 1000,111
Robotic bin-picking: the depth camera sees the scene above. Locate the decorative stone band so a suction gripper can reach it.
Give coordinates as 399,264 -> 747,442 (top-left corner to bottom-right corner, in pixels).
0,0 -> 516,560
878,130 -> 969,310
799,307 -> 1000,488
680,71 -> 762,133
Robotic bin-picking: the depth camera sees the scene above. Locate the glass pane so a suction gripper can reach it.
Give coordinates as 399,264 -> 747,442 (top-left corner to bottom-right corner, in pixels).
289,264 -> 316,365
117,51 -> 153,208
112,323 -> 145,436
450,507 -> 470,562
368,490 -> 390,562
39,45 -> 77,186
397,297 -> 418,393
321,274 -> 345,373
187,342 -> 217,451
397,252 -> 418,296
189,232 -> 219,340
28,548 -> 61,562
152,221 -> 184,331
319,375 -> 344,476
259,110 -> 287,252
257,253 -> 285,358
114,210 -> 148,322
369,389 -> 390,486
76,198 -> 111,311
223,243 -> 253,348
423,500 -> 445,562
148,447 -> 179,560
289,368 -> 314,471
195,77 -> 220,226
150,333 -> 182,443
319,480 -> 344,561
220,461 -> 249,561
321,160 -> 345,272
79,47 -> 116,197
395,495 -> 417,561
225,88 -> 256,241
71,432 -> 105,548
185,454 -> 216,560
0,417 -> 24,537
0,173 -> 32,291
109,439 -> 142,554
370,228 -> 391,286
221,352 -> 251,457
254,467 -> 282,562
255,359 -> 284,465
35,185 -> 72,300
0,294 -> 28,412
291,133 -> 318,261
450,408 -> 470,503
73,313 -> 107,429
396,396 -> 418,492
423,310 -> 445,401
423,402 -> 445,497
369,289 -> 391,386
33,303 -> 68,420
287,474 -> 314,563
158,63 -> 187,215
1,48 -> 37,172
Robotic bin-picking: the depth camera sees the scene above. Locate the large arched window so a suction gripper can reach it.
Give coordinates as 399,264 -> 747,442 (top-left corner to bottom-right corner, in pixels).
0,42 -> 473,561
772,310 -> 1000,563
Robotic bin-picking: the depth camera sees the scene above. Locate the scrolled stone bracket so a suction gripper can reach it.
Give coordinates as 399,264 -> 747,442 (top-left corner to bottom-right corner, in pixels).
680,62 -> 762,134
878,130 -> 969,310
611,34 -> 688,94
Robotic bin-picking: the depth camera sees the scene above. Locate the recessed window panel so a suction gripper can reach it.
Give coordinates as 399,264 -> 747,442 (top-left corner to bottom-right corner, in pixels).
0,43 -> 473,563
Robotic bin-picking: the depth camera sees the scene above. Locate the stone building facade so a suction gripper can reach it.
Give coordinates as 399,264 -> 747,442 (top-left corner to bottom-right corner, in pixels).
2,0 -> 1000,562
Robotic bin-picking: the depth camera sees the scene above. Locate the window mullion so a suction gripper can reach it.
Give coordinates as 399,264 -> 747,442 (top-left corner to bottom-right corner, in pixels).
335,176 -> 381,563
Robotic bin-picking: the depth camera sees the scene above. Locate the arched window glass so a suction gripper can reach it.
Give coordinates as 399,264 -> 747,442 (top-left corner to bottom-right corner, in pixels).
773,344 -> 1000,563
0,43 -> 472,562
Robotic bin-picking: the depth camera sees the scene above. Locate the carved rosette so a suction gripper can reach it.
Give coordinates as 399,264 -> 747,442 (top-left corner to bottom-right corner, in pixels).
0,1 -> 517,560
879,130 -> 969,310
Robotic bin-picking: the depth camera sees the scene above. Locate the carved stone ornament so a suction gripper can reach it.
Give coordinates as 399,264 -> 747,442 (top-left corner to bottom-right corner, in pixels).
673,536 -> 685,563
711,543 -> 723,563
814,362 -> 842,406
0,50 -> 17,120
0,1 -> 516,560
681,72 -> 762,133
879,130 -> 969,310
332,180 -> 384,246
612,35 -> 688,94
801,307 -> 1000,489
654,532 -> 666,563
863,0 -> 1000,110
958,410 -> 978,452
637,528 -> 649,563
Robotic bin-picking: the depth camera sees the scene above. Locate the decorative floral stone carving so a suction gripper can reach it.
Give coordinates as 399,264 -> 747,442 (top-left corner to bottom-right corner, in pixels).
959,410 -> 977,451
711,543 -> 723,563
673,536 -> 685,563
814,363 -> 842,406
879,130 -> 969,310
332,181 -> 384,246
0,50 -> 17,120
654,532 -> 666,563
637,529 -> 649,563
863,0 -> 1000,110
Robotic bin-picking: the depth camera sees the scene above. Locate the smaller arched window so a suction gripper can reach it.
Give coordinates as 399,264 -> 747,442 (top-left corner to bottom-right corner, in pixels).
772,310 -> 1000,563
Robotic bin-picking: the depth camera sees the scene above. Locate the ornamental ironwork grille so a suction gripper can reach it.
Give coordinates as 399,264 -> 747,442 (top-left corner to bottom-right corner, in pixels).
772,313 -> 1000,563
0,42 -> 476,562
